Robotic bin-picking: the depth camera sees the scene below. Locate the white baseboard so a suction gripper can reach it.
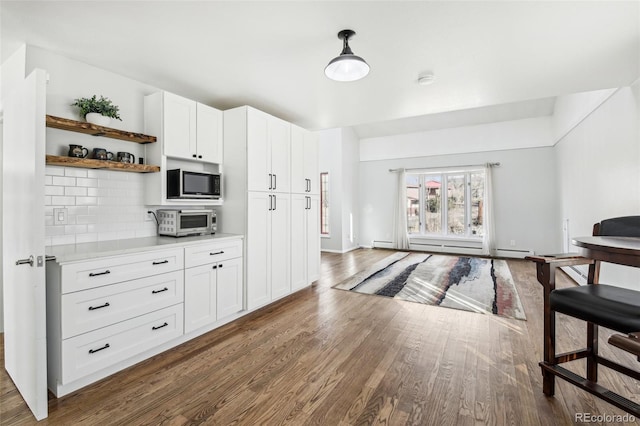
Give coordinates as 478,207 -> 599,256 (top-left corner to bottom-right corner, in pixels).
321,245 -> 359,254
372,240 -> 395,249
494,248 -> 534,259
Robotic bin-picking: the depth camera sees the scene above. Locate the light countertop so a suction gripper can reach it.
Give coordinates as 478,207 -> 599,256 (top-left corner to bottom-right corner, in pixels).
46,233 -> 244,263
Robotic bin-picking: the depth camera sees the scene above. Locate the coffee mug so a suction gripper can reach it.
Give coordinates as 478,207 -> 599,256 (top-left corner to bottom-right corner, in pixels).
68,144 -> 88,158
117,152 -> 135,164
92,148 -> 113,161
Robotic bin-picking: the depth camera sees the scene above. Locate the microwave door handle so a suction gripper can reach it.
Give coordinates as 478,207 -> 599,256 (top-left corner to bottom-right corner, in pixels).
177,210 -> 212,214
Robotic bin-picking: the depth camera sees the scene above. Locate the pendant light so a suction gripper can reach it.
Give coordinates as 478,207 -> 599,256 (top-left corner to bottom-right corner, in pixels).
325,29 -> 370,82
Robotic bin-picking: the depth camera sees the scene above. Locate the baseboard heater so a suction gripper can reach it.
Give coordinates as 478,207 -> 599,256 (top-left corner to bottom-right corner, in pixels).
372,240 -> 395,249
494,248 -> 534,259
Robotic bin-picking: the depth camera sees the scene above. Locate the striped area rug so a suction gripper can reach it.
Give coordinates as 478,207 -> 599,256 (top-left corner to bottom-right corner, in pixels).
333,252 -> 526,320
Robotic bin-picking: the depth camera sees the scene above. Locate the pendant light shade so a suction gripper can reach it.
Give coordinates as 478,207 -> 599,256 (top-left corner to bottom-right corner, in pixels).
325,29 -> 370,82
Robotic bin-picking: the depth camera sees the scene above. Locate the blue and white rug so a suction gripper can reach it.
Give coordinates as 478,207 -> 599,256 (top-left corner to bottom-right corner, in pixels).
333,252 -> 526,320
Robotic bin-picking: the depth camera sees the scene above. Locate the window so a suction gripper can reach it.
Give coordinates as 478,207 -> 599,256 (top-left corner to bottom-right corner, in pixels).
320,172 -> 329,235
406,170 -> 484,238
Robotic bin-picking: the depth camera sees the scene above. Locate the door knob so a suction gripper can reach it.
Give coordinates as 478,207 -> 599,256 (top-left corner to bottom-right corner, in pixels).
15,255 -> 34,267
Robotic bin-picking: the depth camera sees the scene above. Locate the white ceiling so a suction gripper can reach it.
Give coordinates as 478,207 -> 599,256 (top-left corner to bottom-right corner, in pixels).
1,1 -> 639,137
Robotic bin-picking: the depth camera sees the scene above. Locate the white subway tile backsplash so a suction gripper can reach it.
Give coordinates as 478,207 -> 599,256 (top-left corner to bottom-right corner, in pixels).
65,187 -> 87,197
46,166 -> 65,176
52,176 -> 76,186
45,166 -> 156,246
51,196 -> 75,206
45,186 -> 64,196
75,233 -> 98,244
76,196 -> 98,206
76,178 -> 98,188
64,168 -> 87,178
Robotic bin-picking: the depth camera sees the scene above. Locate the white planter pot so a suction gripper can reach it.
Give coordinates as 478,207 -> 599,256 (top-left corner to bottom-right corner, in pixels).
85,113 -> 111,127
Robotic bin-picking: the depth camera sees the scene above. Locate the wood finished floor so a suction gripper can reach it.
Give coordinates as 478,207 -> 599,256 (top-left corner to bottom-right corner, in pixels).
1,249 -> 639,425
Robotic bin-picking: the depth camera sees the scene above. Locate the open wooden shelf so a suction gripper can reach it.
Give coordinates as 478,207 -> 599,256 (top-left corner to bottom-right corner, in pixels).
46,115 -> 157,144
46,155 -> 160,173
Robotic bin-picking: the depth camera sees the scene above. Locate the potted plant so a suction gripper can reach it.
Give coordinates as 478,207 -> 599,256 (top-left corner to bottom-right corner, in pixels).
71,95 -> 122,126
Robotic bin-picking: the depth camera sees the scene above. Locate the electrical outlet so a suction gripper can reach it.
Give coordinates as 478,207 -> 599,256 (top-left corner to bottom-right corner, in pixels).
145,211 -> 155,222
510,239 -> 516,247
53,208 -> 67,225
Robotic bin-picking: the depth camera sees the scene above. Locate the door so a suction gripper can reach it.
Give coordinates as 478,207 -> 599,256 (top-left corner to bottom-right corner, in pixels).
270,193 -> 291,299
307,196 -> 321,283
163,91 -> 196,160
247,192 -> 271,309
247,108 -> 270,192
196,103 -> 222,164
304,132 -> 319,195
2,69 -> 48,420
216,257 -> 243,319
184,264 -> 217,333
290,194 -> 307,291
290,125 -> 306,194
268,117 -> 291,193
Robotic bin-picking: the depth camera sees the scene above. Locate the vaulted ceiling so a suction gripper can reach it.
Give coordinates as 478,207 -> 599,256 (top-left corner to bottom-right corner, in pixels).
2,1 -> 638,136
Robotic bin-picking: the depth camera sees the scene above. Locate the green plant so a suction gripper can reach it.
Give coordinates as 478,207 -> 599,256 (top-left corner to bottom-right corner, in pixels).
71,95 -> 122,121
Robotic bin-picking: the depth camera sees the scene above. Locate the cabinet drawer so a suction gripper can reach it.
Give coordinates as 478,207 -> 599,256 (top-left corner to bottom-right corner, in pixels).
61,304 -> 183,384
61,248 -> 184,294
184,239 -> 242,268
61,271 -> 184,339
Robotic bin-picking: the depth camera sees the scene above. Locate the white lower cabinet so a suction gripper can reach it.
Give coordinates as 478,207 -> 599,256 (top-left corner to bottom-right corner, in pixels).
46,236 -> 243,397
246,191 -> 290,310
61,304 -> 184,384
291,194 -> 320,292
185,244 -> 243,333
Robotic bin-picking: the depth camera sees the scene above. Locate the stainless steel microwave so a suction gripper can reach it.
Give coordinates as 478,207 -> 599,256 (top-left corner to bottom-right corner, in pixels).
157,209 -> 217,237
166,169 -> 221,199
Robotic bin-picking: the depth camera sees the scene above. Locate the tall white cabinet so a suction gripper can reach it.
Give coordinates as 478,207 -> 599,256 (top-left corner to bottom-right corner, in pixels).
221,106 -> 318,311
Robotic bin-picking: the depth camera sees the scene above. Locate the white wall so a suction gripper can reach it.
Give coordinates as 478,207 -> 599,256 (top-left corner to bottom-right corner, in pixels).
341,127 -> 360,251
359,147 -> 559,255
360,116 -> 553,161
358,116 -> 560,256
554,80 -> 640,289
319,128 -> 343,252
24,47 -> 161,246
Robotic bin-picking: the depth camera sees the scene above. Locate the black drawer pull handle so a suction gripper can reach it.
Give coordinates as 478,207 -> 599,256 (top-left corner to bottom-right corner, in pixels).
89,343 -> 110,354
152,322 -> 168,331
210,251 -> 224,256
89,270 -> 111,277
152,260 -> 169,265
213,265 -> 218,269
219,264 -> 223,268
152,287 -> 169,294
88,302 -> 110,311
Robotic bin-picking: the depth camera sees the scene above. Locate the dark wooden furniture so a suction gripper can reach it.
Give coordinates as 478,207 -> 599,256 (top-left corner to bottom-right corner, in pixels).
527,216 -> 640,416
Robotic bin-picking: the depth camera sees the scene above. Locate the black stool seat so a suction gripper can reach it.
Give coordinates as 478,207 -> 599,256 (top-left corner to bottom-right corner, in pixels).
550,284 -> 640,334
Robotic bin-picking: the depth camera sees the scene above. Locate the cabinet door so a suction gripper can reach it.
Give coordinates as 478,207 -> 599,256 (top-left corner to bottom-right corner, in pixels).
196,103 -> 223,164
307,195 -> 321,283
247,192 -> 271,309
270,193 -> 291,300
304,131 -> 319,195
269,117 -> 291,193
216,257 -> 243,319
184,264 -> 217,333
290,125 -> 306,194
290,194 -> 307,291
247,109 -> 270,192
163,92 -> 197,160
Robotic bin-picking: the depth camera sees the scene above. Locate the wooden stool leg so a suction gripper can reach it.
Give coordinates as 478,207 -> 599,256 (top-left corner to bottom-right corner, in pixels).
587,322 -> 598,382
542,263 -> 556,396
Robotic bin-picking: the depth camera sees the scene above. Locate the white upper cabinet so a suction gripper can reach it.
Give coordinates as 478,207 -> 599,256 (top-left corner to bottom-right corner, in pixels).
291,125 -> 319,195
196,103 -> 223,164
162,91 -> 222,164
246,108 -> 290,193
